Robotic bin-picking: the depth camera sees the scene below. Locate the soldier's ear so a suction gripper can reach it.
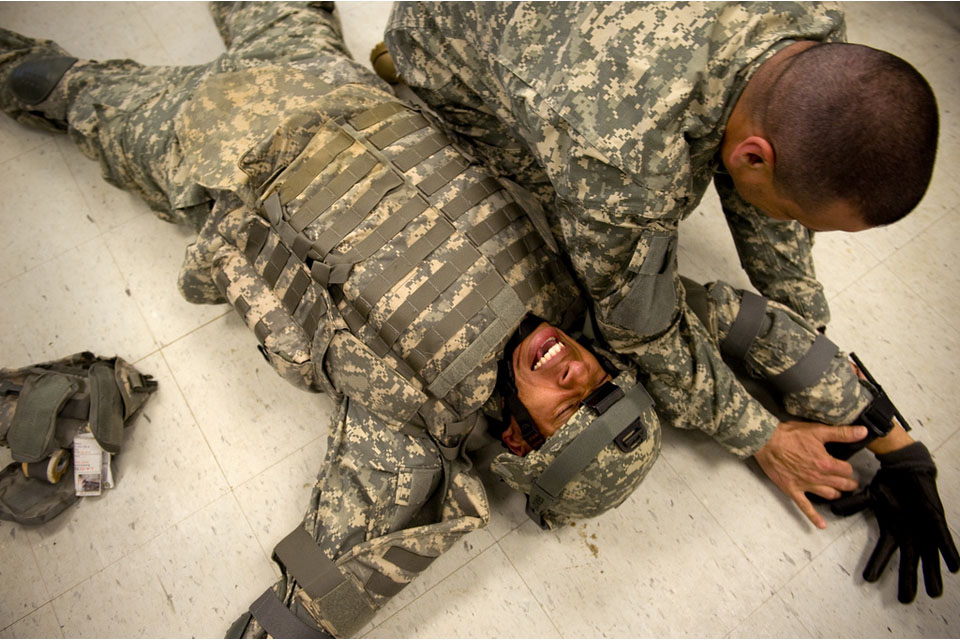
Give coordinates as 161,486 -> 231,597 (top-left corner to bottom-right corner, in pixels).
727,135 -> 776,174
501,419 -> 533,456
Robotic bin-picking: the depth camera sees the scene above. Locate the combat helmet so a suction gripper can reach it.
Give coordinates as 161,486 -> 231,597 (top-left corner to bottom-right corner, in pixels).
490,316 -> 662,529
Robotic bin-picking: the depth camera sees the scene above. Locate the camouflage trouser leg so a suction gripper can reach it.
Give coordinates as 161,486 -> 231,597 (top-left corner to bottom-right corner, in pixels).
236,399 -> 488,638
0,25 -> 213,226
2,3 -> 383,230
203,1 -> 383,88
686,279 -> 869,426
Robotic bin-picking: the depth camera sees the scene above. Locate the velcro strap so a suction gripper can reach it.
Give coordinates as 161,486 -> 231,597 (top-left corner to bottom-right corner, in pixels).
273,526 -> 377,638
88,362 -> 124,454
249,589 -> 330,639
7,374 -> 77,463
720,290 -> 767,361
274,527 -> 347,600
768,333 -> 840,394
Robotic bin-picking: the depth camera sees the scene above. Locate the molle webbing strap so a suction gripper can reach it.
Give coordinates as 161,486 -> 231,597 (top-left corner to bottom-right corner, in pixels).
234,220 -> 327,345
526,382 -> 654,526
347,101 -> 407,131
426,284 -> 526,400
330,288 -> 420,382
383,545 -> 437,574
393,131 -> 450,172
367,112 -> 430,149
7,374 -> 77,463
416,156 -> 470,196
288,153 -> 379,233
272,527 -> 375,637
311,172 -> 404,258
490,229 -> 544,276
406,270 -> 502,372
364,572 -> 404,598
378,243 -> 479,348
249,589 -> 330,639
366,545 -> 441,596
244,219 -> 270,263
768,333 -> 840,394
263,242 -> 291,289
441,177 -> 500,219
354,218 -> 454,316
282,269 -> 312,314
720,290 -> 768,361
278,130 -> 354,205
315,196 -> 431,288
466,202 -> 524,246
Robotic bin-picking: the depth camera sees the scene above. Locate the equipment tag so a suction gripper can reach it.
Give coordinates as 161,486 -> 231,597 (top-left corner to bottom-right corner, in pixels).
73,431 -> 108,496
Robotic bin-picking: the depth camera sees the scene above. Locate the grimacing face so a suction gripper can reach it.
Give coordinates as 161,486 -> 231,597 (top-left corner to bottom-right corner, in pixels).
502,322 -> 611,454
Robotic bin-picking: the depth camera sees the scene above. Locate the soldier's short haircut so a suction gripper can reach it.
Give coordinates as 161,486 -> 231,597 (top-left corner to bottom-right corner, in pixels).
762,43 -> 938,227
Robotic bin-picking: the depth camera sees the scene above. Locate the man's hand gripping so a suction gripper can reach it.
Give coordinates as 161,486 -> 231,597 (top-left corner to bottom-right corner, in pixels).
754,420 -> 867,529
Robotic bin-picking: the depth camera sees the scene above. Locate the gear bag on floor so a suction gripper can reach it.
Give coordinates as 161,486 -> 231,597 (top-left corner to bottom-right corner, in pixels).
0,351 -> 157,525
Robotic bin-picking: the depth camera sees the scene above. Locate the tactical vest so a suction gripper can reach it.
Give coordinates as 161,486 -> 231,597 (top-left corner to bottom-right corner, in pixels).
210,91 -> 582,452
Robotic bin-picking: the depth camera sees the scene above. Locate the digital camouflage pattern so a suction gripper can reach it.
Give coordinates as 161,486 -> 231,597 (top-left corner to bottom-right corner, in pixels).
386,1 -> 847,456
1,2 -> 874,636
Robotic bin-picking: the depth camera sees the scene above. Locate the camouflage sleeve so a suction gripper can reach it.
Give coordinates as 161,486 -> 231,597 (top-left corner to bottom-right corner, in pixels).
598,295 -> 781,459
714,172 -> 831,328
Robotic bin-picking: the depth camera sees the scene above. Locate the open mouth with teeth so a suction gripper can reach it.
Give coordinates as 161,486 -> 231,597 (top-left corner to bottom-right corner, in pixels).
532,336 -> 565,371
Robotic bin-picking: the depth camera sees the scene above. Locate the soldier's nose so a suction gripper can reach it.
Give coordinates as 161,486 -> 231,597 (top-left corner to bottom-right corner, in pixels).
559,360 -> 588,388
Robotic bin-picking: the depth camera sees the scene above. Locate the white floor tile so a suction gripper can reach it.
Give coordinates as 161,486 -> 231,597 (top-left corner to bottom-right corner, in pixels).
25,351 -> 231,596
0,520 -> 49,631
53,136 -> 156,234
726,594 -> 811,639
50,492 -> 275,638
0,2 -> 958,639
497,460 -> 774,637
162,313 -> 336,487
825,264 -> 960,451
103,212 -> 230,347
0,603 -> 62,640
133,2 -> 226,66
0,143 -> 100,283
658,426 -> 858,592
0,1 -> 168,64
780,517 -> 960,637
0,112 -> 53,165
0,235 -> 159,367
367,527 -> 498,631
366,543 -> 560,639
233,437 -> 328,557
885,209 -> 960,336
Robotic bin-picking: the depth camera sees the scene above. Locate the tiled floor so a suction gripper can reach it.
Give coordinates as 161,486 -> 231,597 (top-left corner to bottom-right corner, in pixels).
0,2 -> 958,638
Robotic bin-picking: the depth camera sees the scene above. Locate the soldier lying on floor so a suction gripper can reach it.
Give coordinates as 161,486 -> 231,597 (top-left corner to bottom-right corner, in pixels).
1,3 -> 954,635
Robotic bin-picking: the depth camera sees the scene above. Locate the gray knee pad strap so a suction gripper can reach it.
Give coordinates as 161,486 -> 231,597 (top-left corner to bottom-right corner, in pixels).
719,290 -> 767,361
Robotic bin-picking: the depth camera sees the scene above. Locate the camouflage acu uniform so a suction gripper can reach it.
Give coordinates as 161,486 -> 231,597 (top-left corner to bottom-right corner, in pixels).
3,3 -> 583,635
385,1 -> 848,456
1,2 -> 871,637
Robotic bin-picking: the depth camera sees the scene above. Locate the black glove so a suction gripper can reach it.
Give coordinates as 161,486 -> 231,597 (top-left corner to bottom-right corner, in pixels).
830,442 -> 960,603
